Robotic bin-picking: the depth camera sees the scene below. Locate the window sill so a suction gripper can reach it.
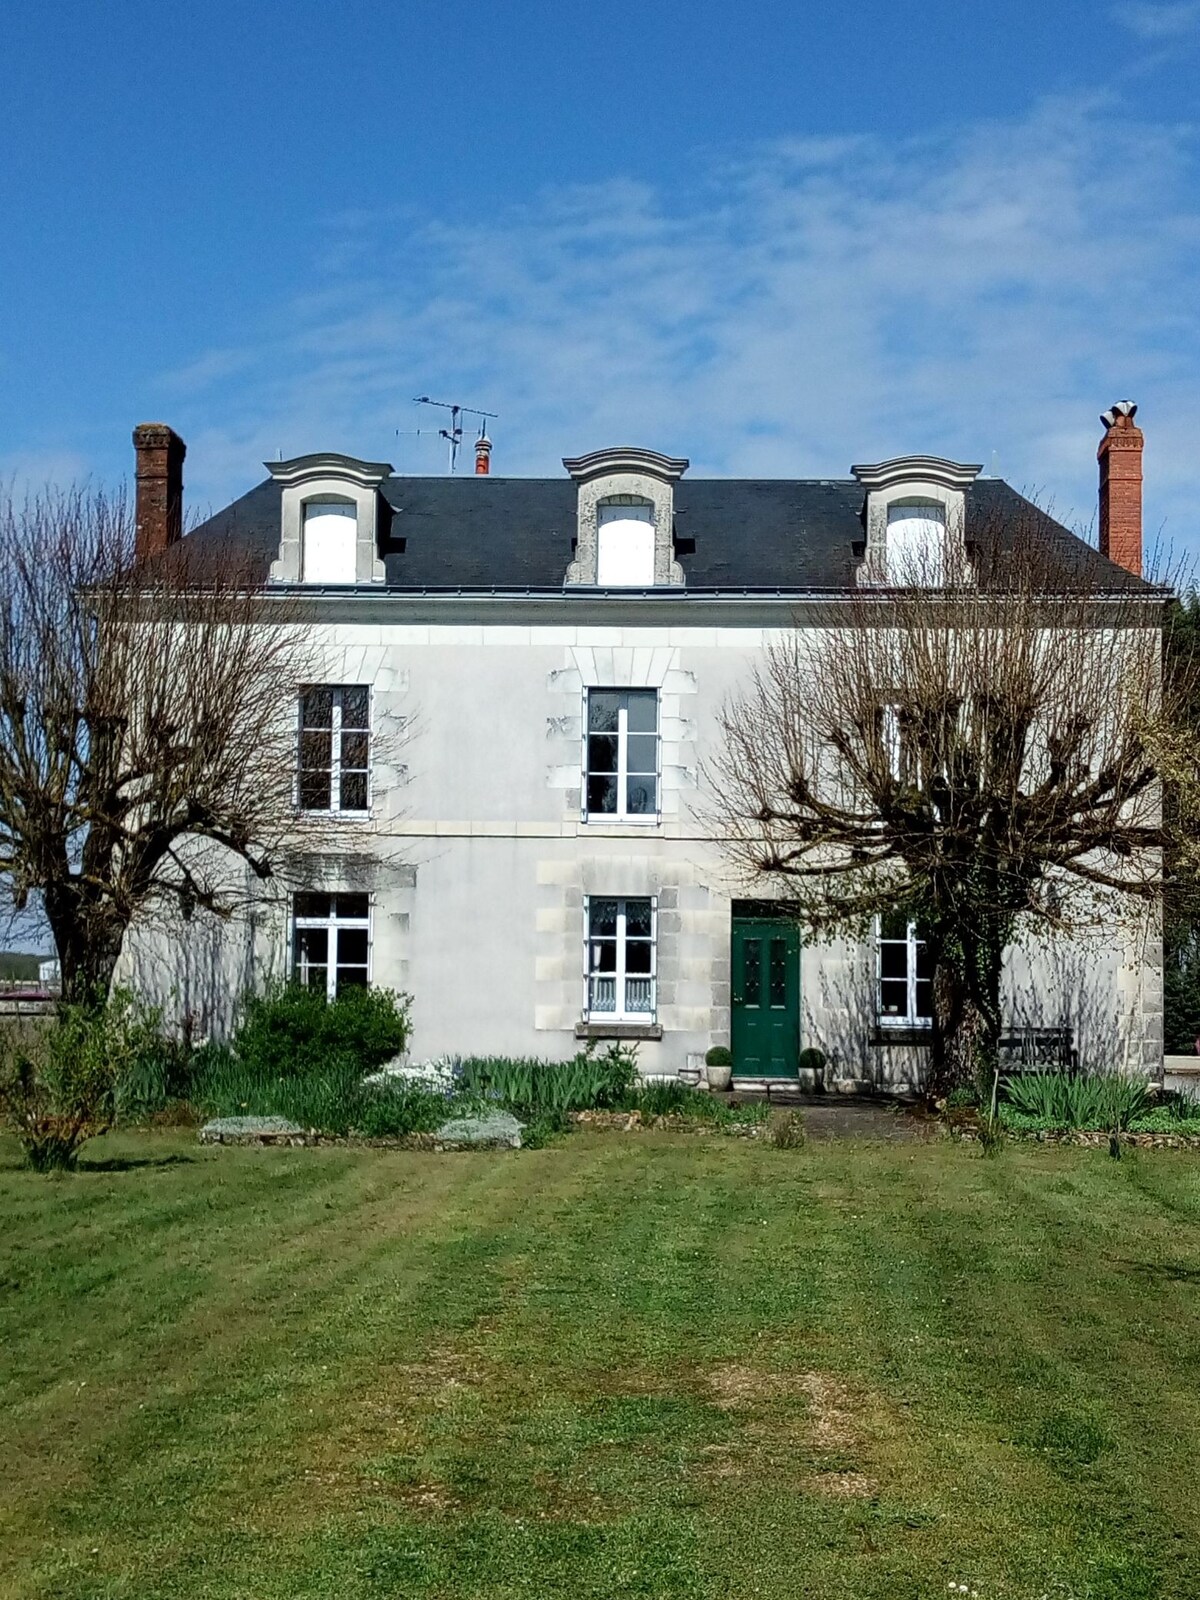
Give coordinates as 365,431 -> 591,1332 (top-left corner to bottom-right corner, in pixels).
575,1021 -> 663,1042
580,815 -> 662,828
294,809 -> 373,822
872,1025 -> 933,1047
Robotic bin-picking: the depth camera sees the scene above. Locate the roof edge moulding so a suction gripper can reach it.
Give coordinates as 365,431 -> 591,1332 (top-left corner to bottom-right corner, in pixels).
562,446 -> 690,483
850,455 -> 983,492
265,453 -> 394,489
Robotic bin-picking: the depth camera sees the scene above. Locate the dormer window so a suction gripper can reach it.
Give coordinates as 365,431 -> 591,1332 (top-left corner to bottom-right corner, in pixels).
302,500 -> 357,584
562,447 -> 688,588
596,498 -> 655,586
267,453 -> 391,585
851,456 -> 982,588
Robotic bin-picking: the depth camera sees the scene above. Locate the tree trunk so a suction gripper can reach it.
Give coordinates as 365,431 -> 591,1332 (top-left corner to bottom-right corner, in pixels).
927,935 -> 1003,1102
43,885 -> 127,1011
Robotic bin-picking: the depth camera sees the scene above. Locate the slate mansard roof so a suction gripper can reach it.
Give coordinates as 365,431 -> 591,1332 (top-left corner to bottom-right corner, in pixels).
181,471 -> 1149,595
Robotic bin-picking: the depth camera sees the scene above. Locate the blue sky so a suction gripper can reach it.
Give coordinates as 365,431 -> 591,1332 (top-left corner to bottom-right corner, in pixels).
1,0 -> 1198,549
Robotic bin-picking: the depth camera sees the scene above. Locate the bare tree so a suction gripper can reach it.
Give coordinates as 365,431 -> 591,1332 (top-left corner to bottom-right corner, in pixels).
0,484 -> 315,1007
710,508 -> 1200,1097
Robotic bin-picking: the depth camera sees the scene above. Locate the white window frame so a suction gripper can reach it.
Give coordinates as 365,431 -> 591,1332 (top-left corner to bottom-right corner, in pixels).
290,892 -> 373,1001
296,685 -> 371,816
885,499 -> 946,587
301,499 -> 358,584
596,498 -> 656,587
581,688 -> 661,824
584,895 -> 658,1021
875,916 -> 932,1028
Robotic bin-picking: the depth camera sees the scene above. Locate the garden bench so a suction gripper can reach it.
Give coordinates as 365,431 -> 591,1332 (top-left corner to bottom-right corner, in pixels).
997,1025 -> 1078,1074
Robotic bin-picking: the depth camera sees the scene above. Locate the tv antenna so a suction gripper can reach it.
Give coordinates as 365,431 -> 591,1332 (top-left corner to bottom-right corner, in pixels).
412,396 -> 498,473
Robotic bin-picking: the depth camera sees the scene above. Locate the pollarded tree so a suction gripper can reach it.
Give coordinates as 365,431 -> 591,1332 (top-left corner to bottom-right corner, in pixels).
0,484 -> 315,1006
710,510 -> 1200,1097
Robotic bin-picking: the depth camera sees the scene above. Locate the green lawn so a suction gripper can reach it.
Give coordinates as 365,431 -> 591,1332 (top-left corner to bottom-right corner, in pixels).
3,1131 -> 1200,1599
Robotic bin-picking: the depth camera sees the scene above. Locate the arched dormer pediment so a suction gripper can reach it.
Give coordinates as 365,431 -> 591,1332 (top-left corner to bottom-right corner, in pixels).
563,446 -> 689,588
268,453 -> 392,584
850,454 -> 982,587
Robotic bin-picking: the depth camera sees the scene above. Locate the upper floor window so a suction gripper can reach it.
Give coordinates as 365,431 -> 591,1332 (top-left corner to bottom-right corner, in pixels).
267,454 -> 390,585
877,913 -> 932,1026
298,686 -> 370,813
585,689 -> 659,819
586,896 -> 656,1019
292,892 -> 370,999
885,501 -> 945,586
596,499 -> 655,586
302,501 -> 357,584
562,447 -> 688,587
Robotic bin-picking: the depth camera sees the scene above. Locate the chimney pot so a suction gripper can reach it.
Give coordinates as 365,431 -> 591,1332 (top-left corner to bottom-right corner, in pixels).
133,422 -> 186,560
1098,401 -> 1142,578
474,434 -> 492,476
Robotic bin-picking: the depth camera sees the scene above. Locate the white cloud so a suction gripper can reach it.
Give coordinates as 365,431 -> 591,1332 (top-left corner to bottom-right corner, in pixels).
1115,2 -> 1200,40
166,94 -> 1200,557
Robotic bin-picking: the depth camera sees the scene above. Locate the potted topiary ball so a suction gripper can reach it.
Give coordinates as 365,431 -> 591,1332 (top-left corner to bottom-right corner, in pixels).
705,1045 -> 733,1092
797,1046 -> 827,1093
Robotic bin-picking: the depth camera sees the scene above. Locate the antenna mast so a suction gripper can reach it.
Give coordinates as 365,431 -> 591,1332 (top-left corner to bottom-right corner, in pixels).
412,396 -> 499,473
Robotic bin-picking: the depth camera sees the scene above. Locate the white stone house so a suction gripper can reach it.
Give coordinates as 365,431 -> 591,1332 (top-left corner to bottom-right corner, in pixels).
123,409 -> 1163,1089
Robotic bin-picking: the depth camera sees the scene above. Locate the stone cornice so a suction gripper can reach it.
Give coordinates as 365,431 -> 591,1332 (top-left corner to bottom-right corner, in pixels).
562,447 -> 690,484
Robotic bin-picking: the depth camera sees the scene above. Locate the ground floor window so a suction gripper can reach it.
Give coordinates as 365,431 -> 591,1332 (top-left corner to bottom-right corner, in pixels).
585,896 -> 656,1019
877,912 -> 933,1026
292,892 -> 371,999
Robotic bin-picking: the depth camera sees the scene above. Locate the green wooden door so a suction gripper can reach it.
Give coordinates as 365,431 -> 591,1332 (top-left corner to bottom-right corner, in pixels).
730,919 -> 801,1078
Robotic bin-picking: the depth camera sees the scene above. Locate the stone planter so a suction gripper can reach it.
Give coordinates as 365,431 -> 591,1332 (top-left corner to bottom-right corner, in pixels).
706,1063 -> 733,1092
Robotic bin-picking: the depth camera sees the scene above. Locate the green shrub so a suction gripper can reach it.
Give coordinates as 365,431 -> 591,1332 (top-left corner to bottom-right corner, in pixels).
232,983 -> 410,1082
797,1047 -> 827,1076
1002,1071 -> 1148,1131
945,1085 -> 979,1110
630,1080 -> 723,1120
457,1042 -> 638,1115
704,1046 -> 732,1068
0,990 -> 163,1172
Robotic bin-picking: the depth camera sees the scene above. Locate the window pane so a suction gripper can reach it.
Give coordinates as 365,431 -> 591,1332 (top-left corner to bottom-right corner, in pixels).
625,692 -> 658,733
588,692 -> 621,733
299,769 -> 332,810
337,928 -> 369,966
880,945 -> 909,982
769,938 -> 788,1007
588,733 -> 618,775
300,728 -> 332,771
626,734 -> 658,773
626,777 -> 656,815
590,974 -> 617,1012
590,940 -> 618,974
880,910 -> 908,941
590,899 -> 618,937
300,964 -> 328,993
624,900 -> 653,937
335,893 -> 370,920
880,979 -> 908,1015
625,977 -> 654,1013
915,980 -> 934,1019
626,940 -> 652,975
294,893 -> 331,919
743,939 -> 762,1005
915,941 -> 933,981
339,771 -> 368,811
341,731 -> 370,770
336,967 -> 368,993
300,688 -> 333,728
587,775 -> 619,814
341,686 -> 369,728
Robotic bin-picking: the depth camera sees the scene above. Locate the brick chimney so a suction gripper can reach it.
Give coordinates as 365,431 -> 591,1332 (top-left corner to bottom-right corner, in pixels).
474,433 -> 492,476
132,423 -> 186,560
1098,401 -> 1142,577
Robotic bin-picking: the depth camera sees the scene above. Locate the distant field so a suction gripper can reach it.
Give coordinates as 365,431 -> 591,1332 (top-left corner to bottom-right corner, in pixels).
0,952 -> 44,983
2,1130 -> 1200,1598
